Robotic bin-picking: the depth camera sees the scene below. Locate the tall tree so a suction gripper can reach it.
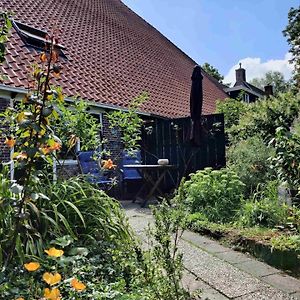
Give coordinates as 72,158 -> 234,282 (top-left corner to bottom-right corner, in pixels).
202,62 -> 224,83
283,6 -> 300,89
250,71 -> 291,96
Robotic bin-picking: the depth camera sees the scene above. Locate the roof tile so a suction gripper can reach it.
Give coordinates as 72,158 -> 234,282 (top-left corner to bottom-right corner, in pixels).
1,0 -> 227,118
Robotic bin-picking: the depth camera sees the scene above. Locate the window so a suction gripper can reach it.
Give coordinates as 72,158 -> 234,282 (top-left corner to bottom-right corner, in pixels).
12,20 -> 67,58
244,93 -> 250,103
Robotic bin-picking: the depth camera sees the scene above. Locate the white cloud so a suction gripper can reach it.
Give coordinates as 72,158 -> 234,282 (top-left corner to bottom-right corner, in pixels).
224,53 -> 293,86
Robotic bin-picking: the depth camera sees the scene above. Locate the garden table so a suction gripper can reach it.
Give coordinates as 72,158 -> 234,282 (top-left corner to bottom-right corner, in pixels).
123,164 -> 176,207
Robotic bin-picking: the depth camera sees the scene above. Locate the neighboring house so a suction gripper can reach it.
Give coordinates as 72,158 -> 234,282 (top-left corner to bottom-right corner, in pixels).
0,0 -> 227,167
224,64 -> 273,103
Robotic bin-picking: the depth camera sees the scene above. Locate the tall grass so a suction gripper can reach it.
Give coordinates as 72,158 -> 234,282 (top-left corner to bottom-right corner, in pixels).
0,173 -> 133,266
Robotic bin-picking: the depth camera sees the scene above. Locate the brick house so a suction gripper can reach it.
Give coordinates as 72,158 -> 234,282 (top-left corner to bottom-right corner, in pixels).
0,0 -> 227,171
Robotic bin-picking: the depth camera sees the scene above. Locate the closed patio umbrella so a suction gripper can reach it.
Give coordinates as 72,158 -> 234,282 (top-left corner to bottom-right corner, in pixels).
190,65 -> 203,146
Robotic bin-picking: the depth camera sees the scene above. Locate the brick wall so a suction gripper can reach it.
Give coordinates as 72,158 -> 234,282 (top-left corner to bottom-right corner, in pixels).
102,112 -> 123,165
0,98 -> 10,163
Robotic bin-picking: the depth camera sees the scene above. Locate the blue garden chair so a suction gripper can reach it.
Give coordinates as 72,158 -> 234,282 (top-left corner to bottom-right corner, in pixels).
120,150 -> 143,199
77,151 -> 112,187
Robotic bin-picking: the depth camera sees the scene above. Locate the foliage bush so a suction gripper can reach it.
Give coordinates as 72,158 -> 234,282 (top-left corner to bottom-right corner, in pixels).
0,236 -> 187,299
54,100 -> 101,157
0,182 -> 191,300
147,184 -> 190,300
271,235 -> 300,251
36,177 -> 132,243
0,173 -> 133,265
238,199 -> 289,228
269,124 -> 300,190
228,92 -> 300,144
227,135 -> 275,195
216,97 -> 248,132
106,93 -> 148,152
183,168 -> 245,223
238,181 -> 289,228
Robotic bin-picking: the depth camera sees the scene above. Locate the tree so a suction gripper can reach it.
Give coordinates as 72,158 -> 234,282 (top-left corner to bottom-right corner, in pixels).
283,6 -> 300,89
250,71 -> 291,95
202,62 -> 224,83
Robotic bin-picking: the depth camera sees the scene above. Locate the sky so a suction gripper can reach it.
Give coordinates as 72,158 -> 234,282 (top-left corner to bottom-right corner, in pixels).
122,0 -> 298,85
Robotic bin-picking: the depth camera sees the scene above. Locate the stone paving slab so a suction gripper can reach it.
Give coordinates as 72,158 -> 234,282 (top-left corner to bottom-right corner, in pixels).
182,231 -> 217,246
236,259 -> 283,277
179,239 -> 267,299
214,250 -> 253,265
122,202 -> 300,300
182,237 -> 232,254
182,271 -> 229,300
234,286 -> 297,300
261,273 -> 300,294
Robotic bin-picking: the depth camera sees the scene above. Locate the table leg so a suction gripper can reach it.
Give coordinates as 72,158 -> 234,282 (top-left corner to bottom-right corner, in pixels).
132,169 -> 147,203
141,170 -> 167,207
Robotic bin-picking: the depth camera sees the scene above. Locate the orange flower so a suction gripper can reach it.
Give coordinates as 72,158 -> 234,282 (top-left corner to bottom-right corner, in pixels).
40,142 -> 61,154
24,262 -> 40,272
4,137 -> 16,148
16,297 -> 25,300
40,146 -> 51,155
49,142 -> 61,151
44,287 -> 61,300
71,278 -> 86,292
43,272 -> 62,286
102,159 -> 116,170
45,247 -> 64,257
40,52 -> 48,63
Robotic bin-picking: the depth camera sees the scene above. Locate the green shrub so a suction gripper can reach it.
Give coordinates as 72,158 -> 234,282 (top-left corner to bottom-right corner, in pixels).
227,136 -> 275,196
1,181 -> 190,300
228,92 -> 300,144
238,181 -> 289,228
216,97 -> 248,132
269,125 -> 300,190
0,174 -> 133,265
239,199 -> 289,228
183,168 -> 245,223
270,235 -> 300,251
35,176 -> 133,243
0,236 -> 186,300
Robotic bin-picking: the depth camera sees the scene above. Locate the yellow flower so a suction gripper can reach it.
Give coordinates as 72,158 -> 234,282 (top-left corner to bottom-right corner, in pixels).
44,287 -> 61,300
71,278 -> 86,292
4,137 -> 16,148
16,298 -> 25,300
24,262 -> 40,272
43,272 -> 62,286
44,247 -> 64,257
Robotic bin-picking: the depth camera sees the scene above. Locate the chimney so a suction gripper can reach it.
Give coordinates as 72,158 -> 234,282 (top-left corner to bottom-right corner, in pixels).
264,85 -> 273,97
235,63 -> 246,84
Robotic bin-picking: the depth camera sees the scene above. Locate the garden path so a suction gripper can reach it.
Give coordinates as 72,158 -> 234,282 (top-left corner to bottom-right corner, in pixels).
122,201 -> 300,300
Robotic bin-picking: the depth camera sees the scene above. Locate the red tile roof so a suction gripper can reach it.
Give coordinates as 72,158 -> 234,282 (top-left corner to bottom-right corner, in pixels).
1,0 -> 227,118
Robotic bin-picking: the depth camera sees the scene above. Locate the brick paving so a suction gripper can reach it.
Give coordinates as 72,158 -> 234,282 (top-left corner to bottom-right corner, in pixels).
122,201 -> 300,300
